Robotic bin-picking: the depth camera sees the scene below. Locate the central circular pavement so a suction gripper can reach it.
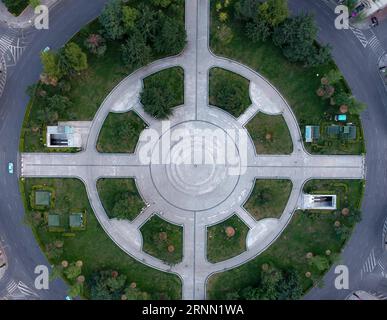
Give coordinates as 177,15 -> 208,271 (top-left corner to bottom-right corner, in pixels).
150,121 -> 241,211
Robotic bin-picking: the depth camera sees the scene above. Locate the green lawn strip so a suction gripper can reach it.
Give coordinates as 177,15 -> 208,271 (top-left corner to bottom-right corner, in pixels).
246,113 -> 293,154
141,67 -> 185,119
2,0 -> 29,16
97,111 -> 146,153
209,67 -> 251,118
207,215 -> 249,263
208,179 -> 364,299
21,178 -> 181,299
97,178 -> 145,221
140,215 -> 183,265
244,180 -> 292,221
210,6 -> 364,155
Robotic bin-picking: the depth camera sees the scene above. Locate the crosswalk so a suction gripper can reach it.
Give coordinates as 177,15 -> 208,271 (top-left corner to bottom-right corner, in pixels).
367,34 -> 386,58
0,34 -> 26,97
349,26 -> 369,48
0,35 -> 13,97
1,279 -> 38,300
361,249 -> 377,278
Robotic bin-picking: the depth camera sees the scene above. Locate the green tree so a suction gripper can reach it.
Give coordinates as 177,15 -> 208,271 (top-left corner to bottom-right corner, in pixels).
241,266 -> 302,300
122,6 -> 139,30
29,0 -> 41,8
246,19 -> 271,42
63,42 -> 88,73
63,263 -> 82,280
258,0 -> 288,28
215,24 -> 234,45
99,0 -> 125,40
141,86 -> 174,119
136,4 -> 159,42
273,14 -> 330,66
89,270 -> 127,300
151,0 -> 173,8
121,30 -> 152,69
47,95 -> 72,118
84,34 -> 107,57
154,16 -> 186,55
124,287 -> 150,300
41,51 -> 62,80
309,255 -> 330,272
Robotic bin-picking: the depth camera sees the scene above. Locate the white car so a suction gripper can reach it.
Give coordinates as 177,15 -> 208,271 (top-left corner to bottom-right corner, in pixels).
8,162 -> 13,174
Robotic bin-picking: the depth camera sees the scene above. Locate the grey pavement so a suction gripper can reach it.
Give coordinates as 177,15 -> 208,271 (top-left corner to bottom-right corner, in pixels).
20,0 -> 365,300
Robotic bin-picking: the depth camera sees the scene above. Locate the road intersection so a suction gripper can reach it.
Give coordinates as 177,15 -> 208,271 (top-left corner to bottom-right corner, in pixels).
20,0 -> 364,299
0,0 -> 385,300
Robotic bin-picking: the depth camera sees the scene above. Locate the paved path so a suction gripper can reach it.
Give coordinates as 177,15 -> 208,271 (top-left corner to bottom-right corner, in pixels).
20,0 -> 365,299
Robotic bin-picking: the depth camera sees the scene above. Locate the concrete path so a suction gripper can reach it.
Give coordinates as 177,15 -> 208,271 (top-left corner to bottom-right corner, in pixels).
20,0 -> 365,300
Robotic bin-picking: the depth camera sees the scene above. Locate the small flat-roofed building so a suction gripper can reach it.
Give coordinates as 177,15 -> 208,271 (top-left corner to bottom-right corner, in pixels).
301,194 -> 337,210
327,125 -> 357,140
48,214 -> 60,227
69,213 -> 84,228
35,190 -> 51,207
305,126 -> 320,143
46,125 -> 81,148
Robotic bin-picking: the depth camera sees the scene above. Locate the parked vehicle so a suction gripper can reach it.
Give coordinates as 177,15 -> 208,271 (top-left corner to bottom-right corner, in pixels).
335,114 -> 347,122
371,16 -> 379,27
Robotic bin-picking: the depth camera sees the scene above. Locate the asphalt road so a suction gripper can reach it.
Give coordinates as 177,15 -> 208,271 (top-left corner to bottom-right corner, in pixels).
0,0 -> 386,300
288,0 -> 387,299
0,0 -> 109,299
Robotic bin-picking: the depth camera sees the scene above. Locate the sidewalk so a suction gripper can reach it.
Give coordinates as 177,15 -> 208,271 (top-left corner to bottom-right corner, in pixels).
0,0 -> 60,29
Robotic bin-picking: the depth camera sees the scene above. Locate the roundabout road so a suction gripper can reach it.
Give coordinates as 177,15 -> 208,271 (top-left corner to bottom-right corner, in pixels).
0,0 -> 385,300
17,0 -> 364,300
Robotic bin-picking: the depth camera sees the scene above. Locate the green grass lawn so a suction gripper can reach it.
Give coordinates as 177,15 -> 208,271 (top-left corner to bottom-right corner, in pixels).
247,113 -> 293,154
209,67 -> 251,118
97,178 -> 145,221
140,215 -> 183,265
244,180 -> 292,220
21,178 -> 181,299
207,215 -> 250,263
97,111 -> 146,153
208,179 -> 364,299
2,0 -> 29,16
210,7 -> 365,155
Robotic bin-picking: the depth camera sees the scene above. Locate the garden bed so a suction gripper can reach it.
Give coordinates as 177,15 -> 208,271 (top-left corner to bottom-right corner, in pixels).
97,111 -> 146,154
207,215 -> 249,263
209,67 -> 251,118
244,180 -> 292,221
140,215 -> 183,265
2,0 -> 29,16
97,178 -> 145,221
246,113 -> 293,154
